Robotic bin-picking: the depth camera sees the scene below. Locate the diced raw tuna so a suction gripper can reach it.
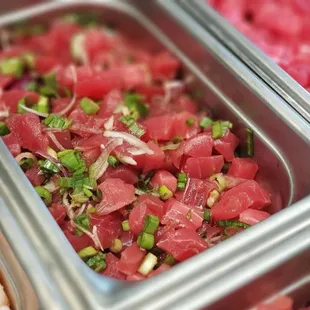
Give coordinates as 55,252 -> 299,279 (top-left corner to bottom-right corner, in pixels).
211,180 -> 272,220
228,158 -> 259,179
49,203 -> 67,226
213,131 -> 239,162
1,90 -> 39,113
99,165 -> 138,185
129,194 -> 165,236
161,198 -> 203,230
1,133 -> 21,156
90,212 -> 122,249
116,243 -> 146,276
157,228 -> 208,261
98,90 -> 122,118
64,228 -> 94,252
150,170 -> 177,192
181,178 -> 217,207
102,253 -> 126,280
96,178 -> 136,215
150,52 -> 180,81
239,209 -> 271,225
25,166 -> 45,186
7,113 -> 49,152
184,156 -> 224,179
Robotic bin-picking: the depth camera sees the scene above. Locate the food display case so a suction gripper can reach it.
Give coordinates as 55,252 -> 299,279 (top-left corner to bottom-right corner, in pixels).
1,1 -> 310,309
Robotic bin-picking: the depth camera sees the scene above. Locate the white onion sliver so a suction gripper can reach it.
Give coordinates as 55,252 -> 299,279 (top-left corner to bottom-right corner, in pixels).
127,148 -> 146,156
104,116 -> 114,131
15,152 -> 37,163
57,65 -> 77,116
116,153 -> 137,166
46,131 -> 65,151
0,109 -> 9,118
104,130 -> 153,155
164,80 -> 184,103
63,192 -> 74,219
90,138 -> 123,180
43,180 -> 59,193
19,104 -> 48,117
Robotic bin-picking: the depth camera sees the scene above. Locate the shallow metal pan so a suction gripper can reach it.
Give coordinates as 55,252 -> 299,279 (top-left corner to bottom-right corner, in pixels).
176,0 -> 310,123
1,0 -> 310,309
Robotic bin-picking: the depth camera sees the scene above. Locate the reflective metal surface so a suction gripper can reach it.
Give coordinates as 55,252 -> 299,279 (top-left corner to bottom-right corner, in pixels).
179,0 -> 310,123
0,1 -> 310,309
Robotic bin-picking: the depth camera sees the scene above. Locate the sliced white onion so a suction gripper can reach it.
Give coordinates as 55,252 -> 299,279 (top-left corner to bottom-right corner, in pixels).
46,131 -> 65,151
70,32 -> 89,65
89,138 -> 123,180
57,65 -> 77,116
63,192 -> 74,219
164,80 -> 184,103
15,152 -> 37,164
127,148 -> 146,156
121,106 -> 130,116
134,188 -> 160,198
0,109 -> 9,118
74,203 -> 87,217
19,104 -> 48,117
104,130 -> 153,155
43,127 -> 64,132
92,225 -> 104,251
0,30 -> 10,51
116,153 -> 137,166
104,116 -> 114,131
43,180 -> 59,193
138,253 -> 158,276
206,190 -> 220,208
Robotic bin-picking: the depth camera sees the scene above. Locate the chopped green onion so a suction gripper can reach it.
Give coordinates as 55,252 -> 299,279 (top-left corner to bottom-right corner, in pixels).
159,185 -> 173,201
34,186 -> 52,205
218,220 -> 250,229
86,252 -> 106,272
107,155 -> 120,168
246,128 -> 254,157
80,97 -> 100,115
138,252 -> 158,276
57,150 -> 86,174
177,173 -> 188,190
83,187 -> 93,198
74,214 -> 90,236
122,220 -> 130,231
63,13 -> 99,27
19,158 -> 34,171
40,159 -> 60,175
17,98 -> 26,114
0,57 -> 24,78
120,114 -> 145,138
164,254 -> 175,265
143,214 -> 159,234
200,117 -> 213,129
203,209 -> 211,222
212,121 -> 233,139
170,136 -> 183,143
58,177 -> 75,188
34,96 -> 49,114
22,53 -> 35,69
0,122 -> 10,136
124,92 -> 149,117
87,206 -> 96,214
39,72 -> 59,97
109,238 -> 123,253
78,246 -> 98,259
137,232 -> 154,250
43,114 -> 72,129
71,188 -> 89,204
137,170 -> 155,192
13,23 -> 45,37
186,118 -> 195,127
25,81 -> 38,92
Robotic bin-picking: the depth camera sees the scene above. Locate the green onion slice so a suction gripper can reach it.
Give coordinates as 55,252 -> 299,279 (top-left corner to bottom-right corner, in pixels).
218,220 -> 250,229
137,232 -> 154,250
159,185 -> 173,201
122,220 -> 130,231
80,97 -> 100,115
246,128 -> 254,157
107,155 -> 120,168
200,117 -> 213,129
78,246 -> 98,259
0,57 -> 24,78
43,114 -> 72,129
177,173 -> 188,191
86,252 -> 106,272
0,122 -> 10,136
212,121 -> 233,139
143,214 -> 159,234
34,186 -> 52,205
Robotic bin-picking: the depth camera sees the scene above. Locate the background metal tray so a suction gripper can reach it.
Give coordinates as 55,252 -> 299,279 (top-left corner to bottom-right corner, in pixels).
1,0 -> 310,309
177,0 -> 310,123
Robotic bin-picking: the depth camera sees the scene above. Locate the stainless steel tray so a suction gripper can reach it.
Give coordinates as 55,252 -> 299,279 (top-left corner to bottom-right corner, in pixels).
182,226 -> 310,310
176,0 -> 310,123
1,0 -> 310,309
